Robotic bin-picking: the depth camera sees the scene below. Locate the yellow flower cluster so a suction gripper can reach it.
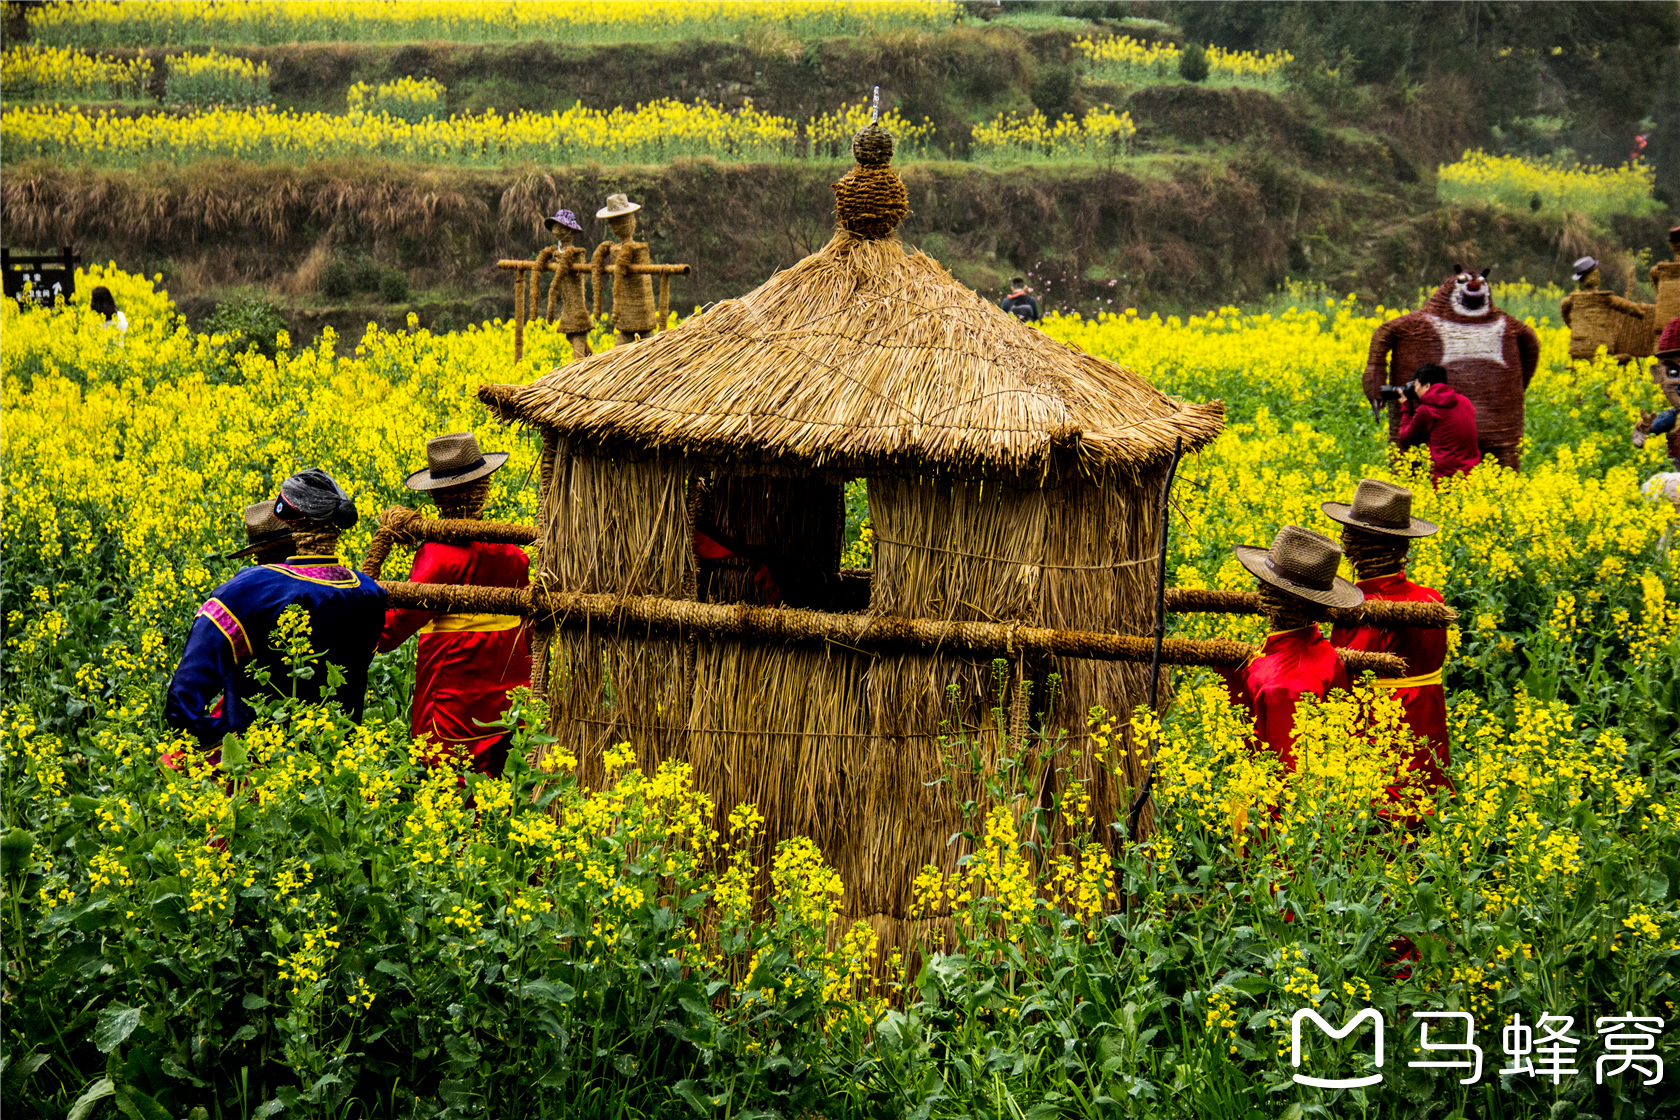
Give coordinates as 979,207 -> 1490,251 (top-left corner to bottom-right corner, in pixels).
0,42 -> 152,100
1072,34 -> 1293,88
1437,148 -> 1659,220
807,100 -> 937,160
347,75 -> 446,122
970,104 -> 1136,160
31,1 -> 960,48
162,48 -> 271,107
3,99 -> 799,166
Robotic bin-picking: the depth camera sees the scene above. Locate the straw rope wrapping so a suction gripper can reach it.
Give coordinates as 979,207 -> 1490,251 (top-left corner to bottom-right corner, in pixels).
359,506 -> 537,579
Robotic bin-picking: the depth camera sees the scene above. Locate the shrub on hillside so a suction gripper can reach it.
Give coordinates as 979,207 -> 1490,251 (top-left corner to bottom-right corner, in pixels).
1030,63 -> 1076,119
1178,41 -> 1209,83
378,268 -> 409,303
319,256 -> 353,300
204,293 -> 287,359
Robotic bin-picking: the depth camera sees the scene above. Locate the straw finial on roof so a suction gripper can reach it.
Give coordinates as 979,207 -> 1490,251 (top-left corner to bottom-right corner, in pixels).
833,116 -> 908,239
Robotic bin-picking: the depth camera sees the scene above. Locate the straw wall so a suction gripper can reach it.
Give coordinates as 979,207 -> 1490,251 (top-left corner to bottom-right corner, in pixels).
539,441 -> 694,780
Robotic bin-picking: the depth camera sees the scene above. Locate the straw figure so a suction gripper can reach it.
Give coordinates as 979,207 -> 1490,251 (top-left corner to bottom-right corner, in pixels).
541,208 -> 592,362
476,119 -> 1226,961
1321,480 -> 1452,797
165,470 -> 387,749
1363,267 -> 1540,471
1225,526 -> 1360,772
378,433 -> 532,778
591,194 -> 659,345
1561,256 -> 1650,362
226,500 -> 295,565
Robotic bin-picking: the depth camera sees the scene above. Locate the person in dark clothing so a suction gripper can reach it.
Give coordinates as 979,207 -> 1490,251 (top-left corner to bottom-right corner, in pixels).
1397,363 -> 1482,484
999,276 -> 1040,322
1634,317 -> 1680,468
165,470 -> 388,748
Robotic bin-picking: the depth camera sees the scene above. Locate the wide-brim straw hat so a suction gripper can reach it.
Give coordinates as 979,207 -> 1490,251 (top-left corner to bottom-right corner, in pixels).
404,431 -> 509,491
1233,525 -> 1363,609
1321,478 -> 1437,538
225,500 -> 293,559
596,193 -> 640,219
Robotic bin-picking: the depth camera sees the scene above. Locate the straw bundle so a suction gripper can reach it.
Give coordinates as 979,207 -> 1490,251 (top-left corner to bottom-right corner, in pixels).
1567,291 -> 1625,360
1613,301 -> 1654,359
1163,587 -> 1457,627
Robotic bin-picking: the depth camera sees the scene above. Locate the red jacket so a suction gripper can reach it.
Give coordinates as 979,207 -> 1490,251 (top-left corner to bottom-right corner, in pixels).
379,541 -> 532,764
1223,626 -> 1350,771
1398,384 -> 1482,482
1330,571 -> 1453,798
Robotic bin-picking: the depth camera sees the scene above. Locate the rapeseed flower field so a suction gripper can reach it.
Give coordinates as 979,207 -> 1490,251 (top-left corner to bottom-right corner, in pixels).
1437,148 -> 1660,219
28,0 -> 961,47
2,270 -> 1676,1117
1073,33 -> 1295,88
0,42 -> 152,101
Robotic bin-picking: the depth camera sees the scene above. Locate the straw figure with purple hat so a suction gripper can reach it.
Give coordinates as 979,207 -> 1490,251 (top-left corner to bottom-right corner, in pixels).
165,469 -> 387,751
225,499 -> 295,565
540,207 -> 592,361
1560,255 -> 1648,362
590,193 -> 658,346
378,432 -> 532,778
1223,526 -> 1363,773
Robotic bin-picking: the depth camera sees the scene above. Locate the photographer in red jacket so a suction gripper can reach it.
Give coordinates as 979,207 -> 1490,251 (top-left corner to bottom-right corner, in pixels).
1396,363 -> 1482,484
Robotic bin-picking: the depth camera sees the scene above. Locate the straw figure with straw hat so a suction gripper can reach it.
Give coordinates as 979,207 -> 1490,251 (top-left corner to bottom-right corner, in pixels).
1226,526 -> 1361,772
1560,255 -> 1648,362
476,109 -> 1227,963
541,208 -> 592,362
1323,479 -> 1452,796
165,470 -> 387,749
225,499 -> 295,565
590,193 -> 658,346
379,433 -> 531,777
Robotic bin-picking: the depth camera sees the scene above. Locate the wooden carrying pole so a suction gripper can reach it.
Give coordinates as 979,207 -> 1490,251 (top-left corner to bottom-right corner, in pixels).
378,580 -> 1408,676
1163,587 -> 1457,628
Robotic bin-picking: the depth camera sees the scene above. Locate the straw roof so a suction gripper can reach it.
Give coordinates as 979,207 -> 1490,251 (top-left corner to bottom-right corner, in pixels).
481,169 -> 1222,479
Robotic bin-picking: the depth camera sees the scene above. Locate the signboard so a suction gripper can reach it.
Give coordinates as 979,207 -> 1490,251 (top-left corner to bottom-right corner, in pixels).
2,247 -> 79,309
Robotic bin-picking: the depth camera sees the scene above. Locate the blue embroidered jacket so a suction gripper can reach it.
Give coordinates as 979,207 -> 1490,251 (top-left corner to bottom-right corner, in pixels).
164,557 -> 388,745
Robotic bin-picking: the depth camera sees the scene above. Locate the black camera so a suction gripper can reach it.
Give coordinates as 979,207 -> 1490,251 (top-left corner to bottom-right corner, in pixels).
1372,380 -> 1419,419
1376,384 -> 1404,402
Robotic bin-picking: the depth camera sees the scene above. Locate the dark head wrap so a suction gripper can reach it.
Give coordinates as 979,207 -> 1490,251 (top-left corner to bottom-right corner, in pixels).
273,469 -> 358,529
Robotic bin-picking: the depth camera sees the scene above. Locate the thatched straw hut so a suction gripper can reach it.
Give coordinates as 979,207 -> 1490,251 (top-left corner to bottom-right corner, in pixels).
478,124 -> 1224,947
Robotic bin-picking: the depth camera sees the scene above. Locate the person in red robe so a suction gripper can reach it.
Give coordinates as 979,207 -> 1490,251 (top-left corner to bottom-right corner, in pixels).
1226,525 -> 1363,771
1322,479 -> 1453,797
379,432 -> 531,777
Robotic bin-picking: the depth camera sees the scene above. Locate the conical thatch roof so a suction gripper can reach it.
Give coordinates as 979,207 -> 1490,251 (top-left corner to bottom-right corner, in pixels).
480,139 -> 1222,479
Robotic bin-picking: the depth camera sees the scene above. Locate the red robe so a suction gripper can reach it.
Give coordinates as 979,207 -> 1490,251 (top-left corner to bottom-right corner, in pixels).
1223,626 -> 1350,771
1330,571 -> 1452,796
379,541 -> 532,768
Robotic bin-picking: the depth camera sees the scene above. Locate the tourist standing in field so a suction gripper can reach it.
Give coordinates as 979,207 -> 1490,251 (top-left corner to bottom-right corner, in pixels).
378,432 -> 531,777
90,285 -> 126,334
1323,479 -> 1452,797
999,276 -> 1040,322
165,470 -> 387,748
1395,362 -> 1481,484
1224,526 -> 1361,771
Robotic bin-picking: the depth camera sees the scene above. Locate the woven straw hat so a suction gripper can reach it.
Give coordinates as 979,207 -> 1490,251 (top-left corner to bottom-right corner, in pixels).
1233,525 -> 1363,609
596,193 -> 641,219
225,500 -> 293,559
1321,478 -> 1437,538
403,432 -> 509,491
